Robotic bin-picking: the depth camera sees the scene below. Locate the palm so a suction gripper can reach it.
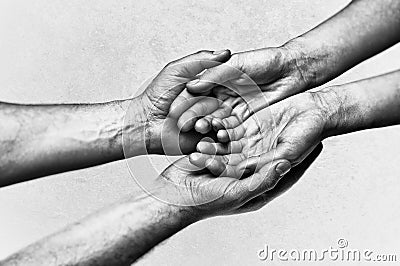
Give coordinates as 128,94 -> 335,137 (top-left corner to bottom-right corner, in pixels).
155,156 -> 291,218
128,50 -> 230,155
190,93 -> 328,176
172,47 -> 308,134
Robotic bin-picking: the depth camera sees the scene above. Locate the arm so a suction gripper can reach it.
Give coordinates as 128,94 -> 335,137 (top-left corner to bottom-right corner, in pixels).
191,70 -> 400,174
0,50 -> 231,187
0,190 -> 196,266
323,70 -> 400,137
286,0 -> 400,89
0,99 -> 146,186
177,0 -> 400,134
1,155 -> 300,266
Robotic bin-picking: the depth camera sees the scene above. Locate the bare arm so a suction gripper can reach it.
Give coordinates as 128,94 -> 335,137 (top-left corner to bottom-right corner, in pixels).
0,50 -> 231,187
323,70 -> 400,137
286,0 -> 400,89
0,190 -> 196,266
0,99 -> 146,186
0,155 -> 297,266
178,0 -> 400,134
191,70 -> 400,174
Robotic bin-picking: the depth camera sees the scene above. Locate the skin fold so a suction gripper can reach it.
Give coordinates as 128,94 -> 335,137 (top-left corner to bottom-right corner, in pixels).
172,0 -> 400,135
0,50 -> 230,186
190,70 -> 400,176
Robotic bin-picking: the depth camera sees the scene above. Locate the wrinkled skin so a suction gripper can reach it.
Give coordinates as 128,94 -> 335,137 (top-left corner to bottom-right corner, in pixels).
189,92 -> 334,177
156,146 -> 321,218
128,50 -> 231,155
170,47 -> 309,134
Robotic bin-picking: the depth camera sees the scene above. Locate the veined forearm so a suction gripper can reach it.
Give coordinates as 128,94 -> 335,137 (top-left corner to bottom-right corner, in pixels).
284,0 -> 400,88
320,70 -> 400,137
0,98 -> 146,186
1,191 -> 196,266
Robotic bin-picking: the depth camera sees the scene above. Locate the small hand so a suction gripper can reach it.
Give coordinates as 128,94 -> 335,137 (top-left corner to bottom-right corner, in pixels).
189,91 -> 335,176
171,46 -> 309,133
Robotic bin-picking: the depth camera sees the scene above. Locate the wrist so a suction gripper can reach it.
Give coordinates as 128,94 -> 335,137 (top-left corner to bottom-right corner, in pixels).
311,87 -> 343,139
140,184 -> 203,224
282,36 -> 329,90
118,97 -> 150,157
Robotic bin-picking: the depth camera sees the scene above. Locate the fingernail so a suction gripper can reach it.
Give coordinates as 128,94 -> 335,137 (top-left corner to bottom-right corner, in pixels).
275,161 -> 291,176
213,49 -> 226,55
188,79 -> 200,85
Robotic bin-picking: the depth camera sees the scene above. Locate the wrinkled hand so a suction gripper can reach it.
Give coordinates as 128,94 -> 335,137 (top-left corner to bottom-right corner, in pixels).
155,156 -> 291,218
155,145 -> 321,218
189,91 -> 335,176
171,46 -> 309,134
126,50 -> 231,155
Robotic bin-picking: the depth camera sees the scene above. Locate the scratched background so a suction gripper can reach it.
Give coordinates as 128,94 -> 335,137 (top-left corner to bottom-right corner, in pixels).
1,0 -> 400,265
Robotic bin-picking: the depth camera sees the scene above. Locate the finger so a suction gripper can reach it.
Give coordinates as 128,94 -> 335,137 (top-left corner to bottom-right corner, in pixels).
217,126 -> 245,142
194,117 -> 212,134
196,140 -> 243,155
186,58 -> 244,94
237,144 -> 323,213
169,90 -> 204,118
177,97 -> 221,132
189,153 -> 228,176
234,140 -> 290,174
166,50 -> 231,78
208,153 -> 250,178
221,116 -> 242,130
189,153 -> 215,168
238,159 -> 291,201
189,153 -> 244,178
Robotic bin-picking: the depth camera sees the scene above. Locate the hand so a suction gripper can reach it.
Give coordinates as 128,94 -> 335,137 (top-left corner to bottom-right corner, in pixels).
123,50 -> 231,155
189,91 -> 336,176
154,144 -> 321,218
154,156 -> 291,219
171,46 -> 309,133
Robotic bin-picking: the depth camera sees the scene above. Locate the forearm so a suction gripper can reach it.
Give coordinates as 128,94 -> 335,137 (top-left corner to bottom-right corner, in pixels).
0,98 -> 146,186
1,190 -> 197,266
284,0 -> 400,88
320,70 -> 400,137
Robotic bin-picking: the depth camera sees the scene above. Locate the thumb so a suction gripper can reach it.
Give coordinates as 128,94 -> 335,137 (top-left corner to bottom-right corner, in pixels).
238,159 -> 291,202
186,56 -> 245,94
165,49 -> 231,78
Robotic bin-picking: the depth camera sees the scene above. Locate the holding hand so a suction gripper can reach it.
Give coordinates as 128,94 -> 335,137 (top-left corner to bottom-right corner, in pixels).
123,50 -> 231,156
171,47 -> 309,134
189,91 -> 337,176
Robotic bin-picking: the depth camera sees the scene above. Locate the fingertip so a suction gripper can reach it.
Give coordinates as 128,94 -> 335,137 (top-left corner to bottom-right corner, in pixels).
196,141 -> 208,153
186,80 -> 214,94
189,152 -> 201,162
275,160 -> 291,177
206,159 -> 225,176
195,118 -> 210,134
217,130 -> 229,142
212,49 -> 231,61
177,116 -> 195,132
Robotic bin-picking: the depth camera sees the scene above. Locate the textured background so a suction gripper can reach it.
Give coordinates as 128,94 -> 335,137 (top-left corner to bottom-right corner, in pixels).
1,0 -> 400,265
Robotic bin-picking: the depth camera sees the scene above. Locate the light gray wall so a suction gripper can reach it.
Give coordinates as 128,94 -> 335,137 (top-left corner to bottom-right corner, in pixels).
1,0 -> 400,265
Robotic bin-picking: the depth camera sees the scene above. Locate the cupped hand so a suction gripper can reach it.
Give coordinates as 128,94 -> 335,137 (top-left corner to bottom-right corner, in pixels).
155,156 -> 291,219
171,46 -> 309,134
189,91 -> 335,176
125,50 -> 231,155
